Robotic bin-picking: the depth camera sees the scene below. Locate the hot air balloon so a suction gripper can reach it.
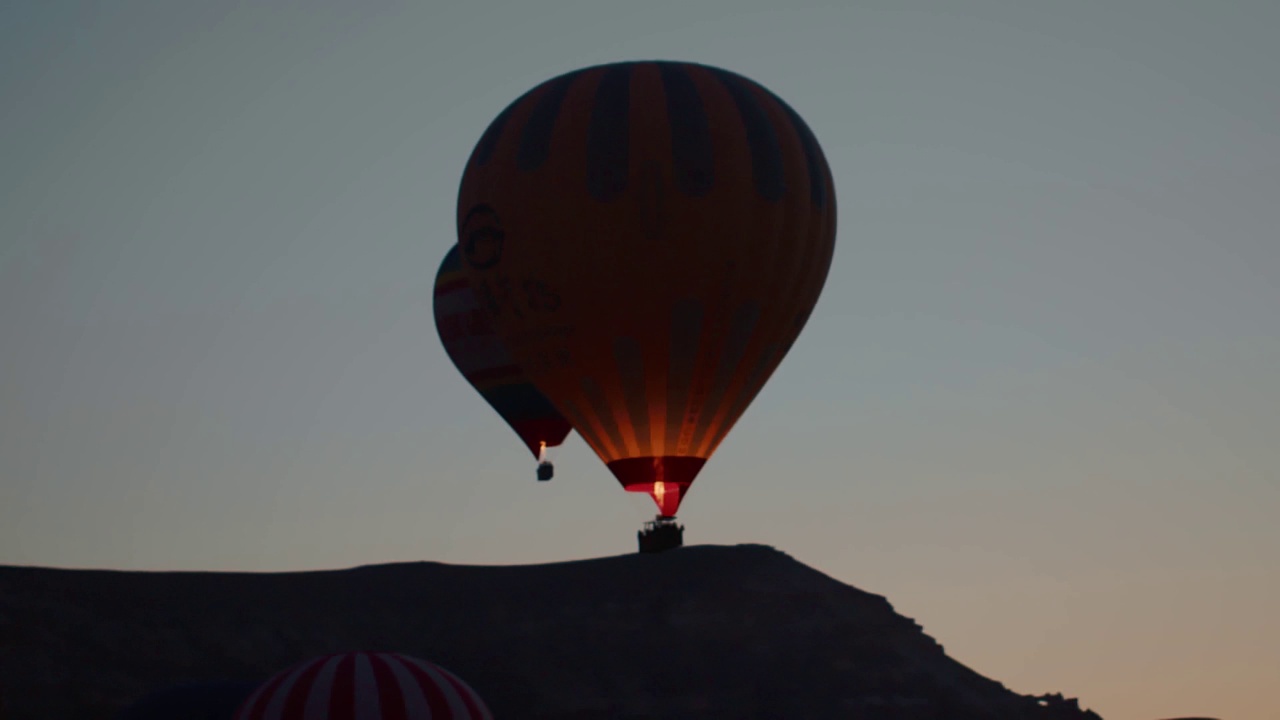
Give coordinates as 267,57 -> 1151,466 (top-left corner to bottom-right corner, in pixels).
456,60 -> 836,546
434,244 -> 573,481
116,679 -> 259,720
234,651 -> 492,720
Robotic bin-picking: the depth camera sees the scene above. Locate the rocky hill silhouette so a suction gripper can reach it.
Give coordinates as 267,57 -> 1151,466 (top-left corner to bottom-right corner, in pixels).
1,544 -> 1107,719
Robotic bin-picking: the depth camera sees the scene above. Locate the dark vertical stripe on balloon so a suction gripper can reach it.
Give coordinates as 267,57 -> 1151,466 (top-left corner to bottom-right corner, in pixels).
473,92 -> 526,167
383,653 -> 430,719
278,656 -> 327,719
369,654 -> 409,720
658,63 -> 714,197
614,336 -> 650,451
771,92 -> 828,208
399,657 -> 451,717
472,108 -> 512,167
517,71 -> 579,172
586,64 -> 632,201
664,298 -> 704,454
635,160 -> 666,240
327,654 -> 357,720
582,376 -> 629,459
708,70 -> 785,202
688,301 -> 761,453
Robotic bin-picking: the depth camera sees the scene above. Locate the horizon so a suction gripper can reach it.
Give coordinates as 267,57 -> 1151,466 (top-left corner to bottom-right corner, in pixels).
0,541 -> 803,573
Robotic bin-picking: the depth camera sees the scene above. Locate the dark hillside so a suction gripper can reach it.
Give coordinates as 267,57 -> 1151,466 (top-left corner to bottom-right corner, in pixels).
0,544 -> 1103,719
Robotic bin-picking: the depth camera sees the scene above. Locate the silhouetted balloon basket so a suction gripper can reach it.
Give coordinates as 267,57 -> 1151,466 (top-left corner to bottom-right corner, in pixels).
536,460 -> 554,482
637,515 -> 684,554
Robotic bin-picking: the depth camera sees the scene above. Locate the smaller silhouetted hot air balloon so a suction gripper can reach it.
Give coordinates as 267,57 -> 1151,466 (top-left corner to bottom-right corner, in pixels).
434,245 -> 573,481
116,679 -> 259,720
234,651 -> 492,720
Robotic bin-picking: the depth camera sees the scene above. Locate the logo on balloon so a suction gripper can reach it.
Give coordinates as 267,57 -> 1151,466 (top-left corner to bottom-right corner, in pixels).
522,277 -> 561,313
461,203 -> 505,270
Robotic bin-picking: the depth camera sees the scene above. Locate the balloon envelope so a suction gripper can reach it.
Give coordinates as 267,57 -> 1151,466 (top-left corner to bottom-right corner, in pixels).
116,679 -> 259,720
234,651 -> 492,720
434,245 -> 573,460
457,60 -> 836,516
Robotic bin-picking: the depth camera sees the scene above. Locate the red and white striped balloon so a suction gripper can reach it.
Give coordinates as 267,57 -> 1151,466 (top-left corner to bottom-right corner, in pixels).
234,651 -> 494,720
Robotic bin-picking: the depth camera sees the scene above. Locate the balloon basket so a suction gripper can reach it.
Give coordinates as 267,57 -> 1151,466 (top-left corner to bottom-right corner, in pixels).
637,515 -> 684,554
536,461 -> 554,482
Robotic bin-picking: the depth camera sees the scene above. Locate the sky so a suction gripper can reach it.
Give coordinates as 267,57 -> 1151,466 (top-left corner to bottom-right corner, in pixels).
2,1 -> 1277,718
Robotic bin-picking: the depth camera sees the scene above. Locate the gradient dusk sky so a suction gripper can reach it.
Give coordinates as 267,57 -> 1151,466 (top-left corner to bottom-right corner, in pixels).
2,2 -> 1277,718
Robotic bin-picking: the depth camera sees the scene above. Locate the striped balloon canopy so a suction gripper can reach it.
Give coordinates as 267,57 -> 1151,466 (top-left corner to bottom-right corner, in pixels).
234,651 -> 493,720
457,60 -> 837,517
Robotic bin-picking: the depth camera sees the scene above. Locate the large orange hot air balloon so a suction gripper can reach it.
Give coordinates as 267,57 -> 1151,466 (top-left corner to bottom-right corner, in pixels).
457,60 -> 836,519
